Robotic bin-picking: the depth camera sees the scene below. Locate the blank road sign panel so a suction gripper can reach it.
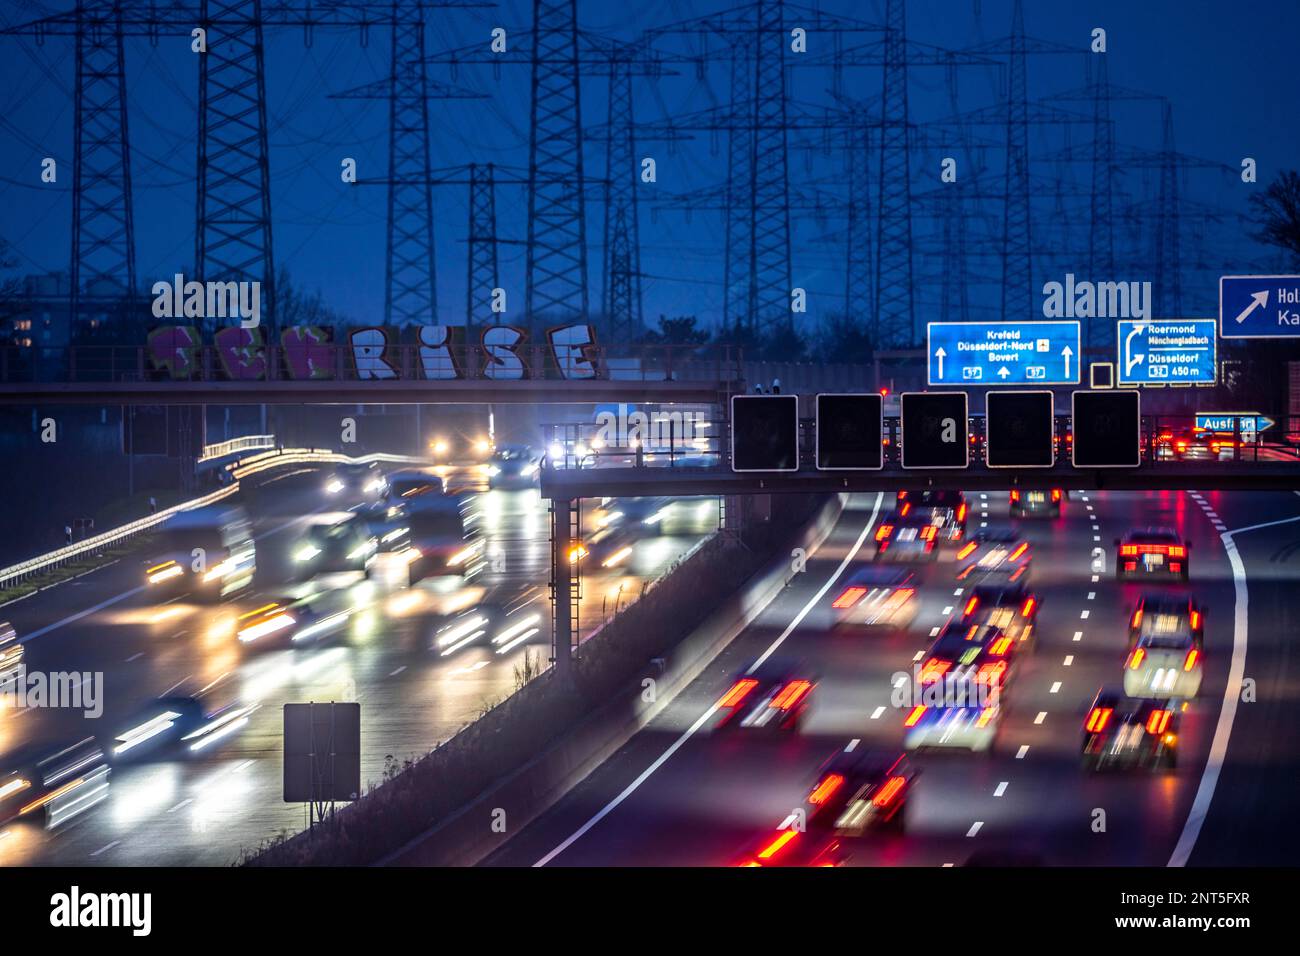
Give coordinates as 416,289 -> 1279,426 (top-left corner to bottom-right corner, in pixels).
816,393 -> 883,470
1072,391 -> 1140,468
986,390 -> 1054,468
284,702 -> 362,803
731,394 -> 799,472
901,392 -> 969,469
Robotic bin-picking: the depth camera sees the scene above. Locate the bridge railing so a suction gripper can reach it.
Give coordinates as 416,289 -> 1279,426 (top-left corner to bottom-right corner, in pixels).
538,411 -> 1300,474
0,343 -> 744,384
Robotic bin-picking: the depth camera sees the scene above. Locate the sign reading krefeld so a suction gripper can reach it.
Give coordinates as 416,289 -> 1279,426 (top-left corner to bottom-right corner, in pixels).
731,394 -> 799,472
901,392 -> 969,469
985,390 -> 1055,468
816,393 -> 883,470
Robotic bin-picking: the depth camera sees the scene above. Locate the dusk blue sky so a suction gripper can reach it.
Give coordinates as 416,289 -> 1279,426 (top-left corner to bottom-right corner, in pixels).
2,0 -> 1298,338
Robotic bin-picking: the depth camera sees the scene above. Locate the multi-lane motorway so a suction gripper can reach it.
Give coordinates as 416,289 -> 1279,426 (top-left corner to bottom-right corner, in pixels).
0,467 -> 715,865
485,488 -> 1300,867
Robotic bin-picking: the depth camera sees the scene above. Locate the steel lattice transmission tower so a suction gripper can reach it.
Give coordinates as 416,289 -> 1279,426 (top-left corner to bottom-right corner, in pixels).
748,0 -> 793,338
600,52 -> 642,339
527,0 -> 589,325
196,0 -> 276,333
999,0 -> 1030,323
467,162 -> 500,325
875,0 -> 914,345
1154,101 -> 1182,318
724,40 -> 756,333
71,0 -> 137,325
384,9 -> 436,325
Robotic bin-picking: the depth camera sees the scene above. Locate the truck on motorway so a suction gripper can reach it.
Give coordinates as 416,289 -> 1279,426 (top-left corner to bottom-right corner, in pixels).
143,505 -> 256,601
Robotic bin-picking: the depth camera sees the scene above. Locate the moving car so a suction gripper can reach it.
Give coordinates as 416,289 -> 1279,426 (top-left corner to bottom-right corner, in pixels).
830,567 -> 918,629
806,749 -> 916,834
386,469 -> 446,505
920,623 -> 1019,695
144,505 -> 256,601
733,828 -> 847,867
954,528 -> 1031,582
1009,488 -> 1062,518
1124,601 -> 1203,699
105,694 -> 257,762
903,700 -> 1000,753
712,658 -> 816,732
291,512 -> 378,581
0,621 -> 21,679
235,597 -> 352,649
404,495 -> 482,583
873,507 -> 941,562
896,490 -> 967,541
486,445 -> 543,489
1115,527 -> 1191,581
324,460 -> 387,499
428,433 -> 493,465
961,581 -> 1039,649
0,738 -> 110,829
1082,688 -> 1179,770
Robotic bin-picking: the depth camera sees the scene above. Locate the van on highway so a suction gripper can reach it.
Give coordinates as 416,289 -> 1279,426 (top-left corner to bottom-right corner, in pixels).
144,505 -> 256,601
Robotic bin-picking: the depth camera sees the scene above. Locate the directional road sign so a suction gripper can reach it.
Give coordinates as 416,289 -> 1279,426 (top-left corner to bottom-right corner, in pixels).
1072,390 -> 1140,469
1116,319 -> 1217,385
985,391 -> 1055,468
1220,275 -> 1300,338
1195,411 -> 1275,437
731,394 -> 799,472
927,321 -> 1080,386
901,392 -> 969,469
816,393 -> 883,470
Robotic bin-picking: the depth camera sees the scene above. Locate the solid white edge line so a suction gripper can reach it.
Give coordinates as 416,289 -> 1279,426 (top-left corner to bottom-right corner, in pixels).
532,493 -> 883,867
1168,509 -> 1300,866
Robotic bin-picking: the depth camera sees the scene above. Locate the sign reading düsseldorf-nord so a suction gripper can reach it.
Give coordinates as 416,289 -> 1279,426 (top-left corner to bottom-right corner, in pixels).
1116,319 -> 1217,385
901,392 -> 969,469
1220,275 -> 1300,338
927,321 -> 1080,386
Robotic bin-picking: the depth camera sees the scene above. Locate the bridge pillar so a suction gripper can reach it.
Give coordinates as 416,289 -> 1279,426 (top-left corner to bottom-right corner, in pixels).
550,497 -> 575,671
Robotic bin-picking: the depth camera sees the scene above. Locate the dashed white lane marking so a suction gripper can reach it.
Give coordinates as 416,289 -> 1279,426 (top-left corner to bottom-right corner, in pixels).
1073,631 -> 1083,642
912,650 -> 925,662
91,841 -> 119,857
534,494 -> 884,867
168,799 -> 192,814
125,652 -> 143,662
1092,535 -> 1101,542
1049,681 -> 1062,694
870,706 -> 886,720
994,782 -> 1008,797
981,521 -> 988,527
1016,745 -> 1029,759
1063,655 -> 1074,666
1087,591 -> 1096,600
1169,508 -> 1300,867
845,738 -> 860,752
966,822 -> 983,837
953,588 -> 963,596
942,606 -> 953,615
1080,609 -> 1090,619
929,626 -> 940,637
1034,712 -> 1047,725
942,862 -> 955,868
389,666 -> 407,677
1091,575 -> 1099,583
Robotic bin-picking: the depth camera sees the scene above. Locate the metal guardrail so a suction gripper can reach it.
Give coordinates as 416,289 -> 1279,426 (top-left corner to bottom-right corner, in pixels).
0,448 -> 426,593
198,434 -> 277,462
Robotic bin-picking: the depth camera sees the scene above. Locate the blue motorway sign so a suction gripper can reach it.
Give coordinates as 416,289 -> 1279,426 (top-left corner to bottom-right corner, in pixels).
1116,319 -> 1217,385
926,321 -> 1080,386
1195,412 -> 1275,436
1220,275 -> 1300,338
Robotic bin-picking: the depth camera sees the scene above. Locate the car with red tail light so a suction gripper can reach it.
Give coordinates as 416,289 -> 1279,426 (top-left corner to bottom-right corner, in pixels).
829,567 -> 918,629
806,749 -> 916,834
873,507 -> 941,562
1115,527 -> 1191,581
1123,598 -> 1203,699
712,658 -> 816,732
896,490 -> 967,541
733,827 -> 847,867
954,528 -> 1032,582
1082,688 -> 1179,770
1008,488 -> 1062,518
961,581 -> 1039,650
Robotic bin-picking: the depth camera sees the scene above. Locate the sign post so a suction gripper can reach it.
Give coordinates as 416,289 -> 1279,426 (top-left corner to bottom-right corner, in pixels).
1219,276 -> 1300,338
927,321 -> 1080,386
1116,319 -> 1217,385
